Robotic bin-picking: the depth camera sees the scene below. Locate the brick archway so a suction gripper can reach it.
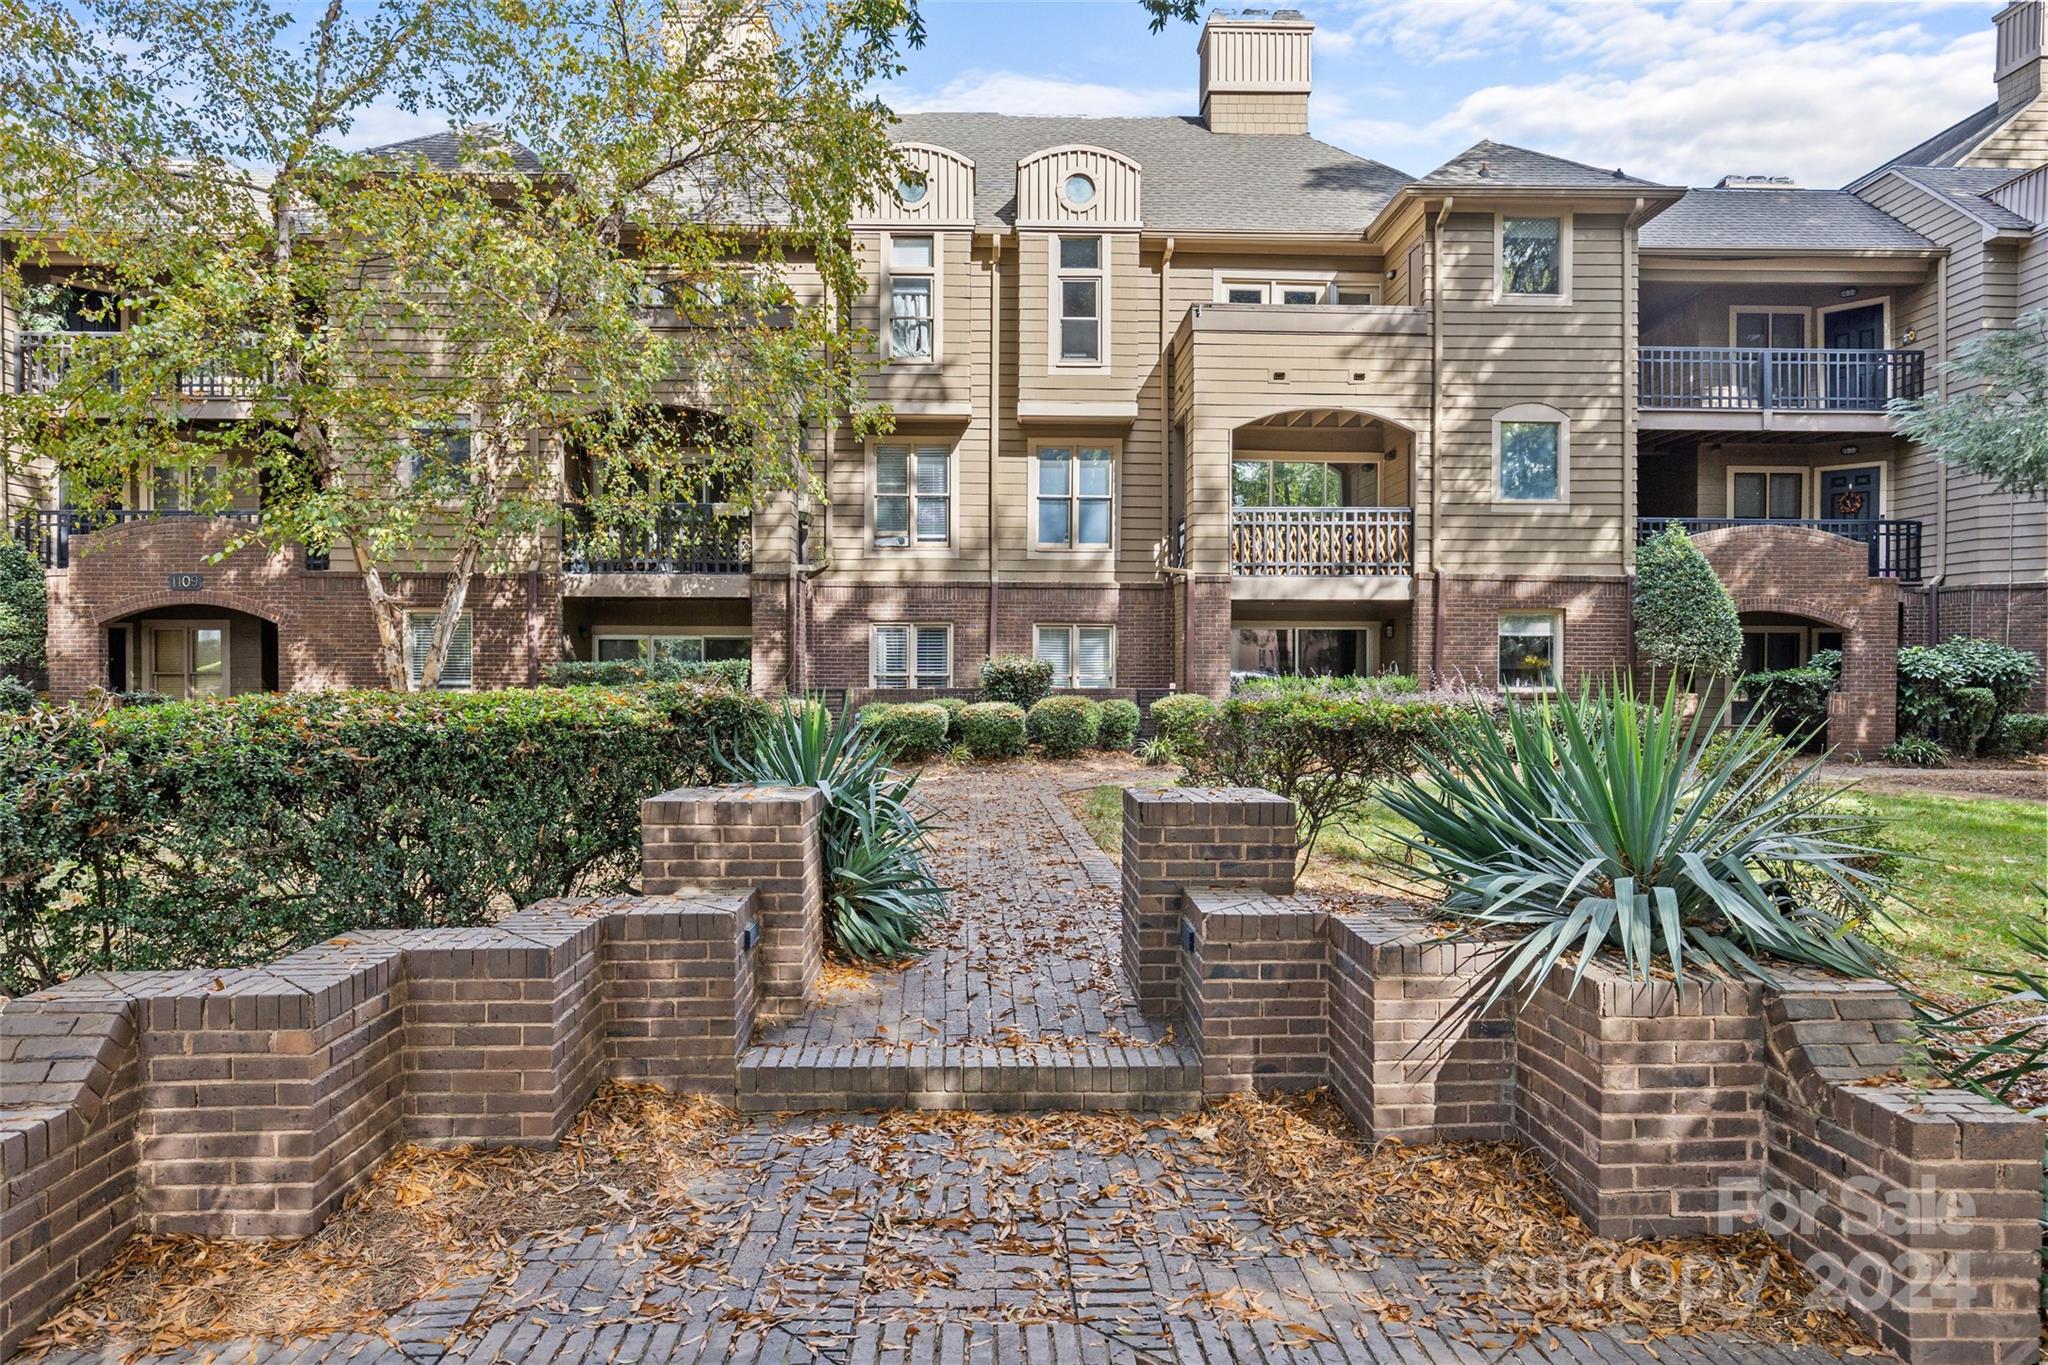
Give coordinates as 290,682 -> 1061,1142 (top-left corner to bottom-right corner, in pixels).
1686,526 -> 1898,755
97,588 -> 301,636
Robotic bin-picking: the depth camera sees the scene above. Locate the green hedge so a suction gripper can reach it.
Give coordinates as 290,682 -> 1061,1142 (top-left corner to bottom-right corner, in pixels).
1993,712 -> 2048,755
1,682 -> 764,995
1897,637 -> 2040,749
1027,695 -> 1100,757
1743,650 -> 1840,744
544,656 -> 751,690
932,695 -> 970,743
981,655 -> 1054,709
857,701 -> 952,759
1097,699 -> 1140,750
1147,693 -> 1216,746
960,701 -> 1027,759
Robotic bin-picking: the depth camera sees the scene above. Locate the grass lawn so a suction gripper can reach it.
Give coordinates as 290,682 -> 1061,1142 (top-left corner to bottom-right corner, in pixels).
1071,780 -> 2044,1003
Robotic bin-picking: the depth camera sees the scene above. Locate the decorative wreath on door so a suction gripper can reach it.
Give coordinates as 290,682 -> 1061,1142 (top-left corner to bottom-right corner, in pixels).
1833,491 -> 1866,516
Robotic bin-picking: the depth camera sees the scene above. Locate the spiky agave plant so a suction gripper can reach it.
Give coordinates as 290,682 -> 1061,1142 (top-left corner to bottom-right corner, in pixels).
1382,680 -> 1891,1013
718,701 -> 947,961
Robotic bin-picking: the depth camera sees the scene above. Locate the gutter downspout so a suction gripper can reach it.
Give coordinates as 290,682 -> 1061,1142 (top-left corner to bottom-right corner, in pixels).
988,229 -> 1004,661
1923,253 -> 1950,645
1622,195 -> 1650,673
1428,196 -> 1452,684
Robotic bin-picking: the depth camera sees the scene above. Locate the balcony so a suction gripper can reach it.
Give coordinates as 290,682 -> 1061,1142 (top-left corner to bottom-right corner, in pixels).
16,332 -> 276,399
13,507 -> 327,571
1637,346 -> 1923,434
1637,516 -> 1923,581
1230,506 -> 1414,577
560,504 -> 751,595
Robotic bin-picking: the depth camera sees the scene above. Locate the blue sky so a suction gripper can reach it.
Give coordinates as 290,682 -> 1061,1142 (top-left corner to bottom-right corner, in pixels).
868,1 -> 2000,188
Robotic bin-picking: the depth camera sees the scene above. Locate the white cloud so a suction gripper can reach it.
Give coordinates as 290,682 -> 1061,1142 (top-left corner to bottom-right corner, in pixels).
878,70 -> 1185,118
1308,1 -> 1998,187
331,105 -> 449,152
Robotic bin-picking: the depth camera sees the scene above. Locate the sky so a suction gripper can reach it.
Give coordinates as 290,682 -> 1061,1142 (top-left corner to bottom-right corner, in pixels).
864,0 -> 2001,189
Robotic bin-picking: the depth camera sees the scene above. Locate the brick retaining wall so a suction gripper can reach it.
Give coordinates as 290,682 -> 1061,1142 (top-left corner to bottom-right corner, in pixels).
1138,787 -> 2044,1365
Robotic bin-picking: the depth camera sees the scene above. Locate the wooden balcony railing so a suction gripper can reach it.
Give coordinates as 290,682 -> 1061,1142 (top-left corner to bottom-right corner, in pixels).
10,507 -> 332,571
1637,516 -> 1924,581
16,331 -> 276,398
1230,506 -> 1413,577
560,503 -> 751,575
1638,346 -> 1924,412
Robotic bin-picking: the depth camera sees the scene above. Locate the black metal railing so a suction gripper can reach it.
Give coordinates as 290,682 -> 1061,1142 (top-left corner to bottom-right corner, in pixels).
1230,506 -> 1414,577
560,503 -> 751,575
13,506 -> 269,570
16,331 -> 276,398
1638,346 -> 1924,412
1637,516 -> 1923,581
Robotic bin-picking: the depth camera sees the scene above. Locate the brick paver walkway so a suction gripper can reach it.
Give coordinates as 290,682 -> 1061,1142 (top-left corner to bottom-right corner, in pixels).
32,762 -> 1864,1365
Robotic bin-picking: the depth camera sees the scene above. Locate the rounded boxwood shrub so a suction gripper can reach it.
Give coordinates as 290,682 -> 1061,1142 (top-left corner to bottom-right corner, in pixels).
1948,686 -> 1998,757
858,701 -> 950,760
1147,693 -> 1216,748
959,701 -> 1027,759
1992,712 -> 2048,755
1027,694 -> 1101,757
1096,699 -> 1140,750
0,675 -> 36,714
981,654 -> 1054,709
0,538 -> 47,675
1633,524 -> 1741,680
932,695 -> 969,742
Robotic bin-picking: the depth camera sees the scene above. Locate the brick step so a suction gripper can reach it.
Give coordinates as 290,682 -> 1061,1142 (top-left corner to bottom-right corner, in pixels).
736,1041 -> 1202,1113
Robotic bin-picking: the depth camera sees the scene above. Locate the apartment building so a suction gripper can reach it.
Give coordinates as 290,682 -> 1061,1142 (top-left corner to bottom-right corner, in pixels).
7,3 -> 2047,753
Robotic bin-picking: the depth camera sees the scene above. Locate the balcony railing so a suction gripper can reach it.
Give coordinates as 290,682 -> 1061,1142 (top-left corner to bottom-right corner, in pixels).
1230,506 -> 1413,577
1637,516 -> 1923,581
12,506 -> 290,570
1638,347 -> 1924,412
16,332 -> 276,398
560,503 -> 751,575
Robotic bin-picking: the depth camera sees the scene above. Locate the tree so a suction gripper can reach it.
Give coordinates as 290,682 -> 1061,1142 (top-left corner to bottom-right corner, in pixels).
1889,309 -> 2048,500
0,0 -> 916,688
0,539 -> 47,676
1633,524 -> 1742,681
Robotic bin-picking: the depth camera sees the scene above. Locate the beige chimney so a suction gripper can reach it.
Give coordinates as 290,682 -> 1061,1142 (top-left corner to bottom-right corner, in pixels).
1995,1 -> 2043,113
1198,8 -> 1313,135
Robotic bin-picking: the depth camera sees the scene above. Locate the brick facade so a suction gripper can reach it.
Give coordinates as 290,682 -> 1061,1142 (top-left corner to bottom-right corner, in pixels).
1414,573 -> 1634,694
42,518 -> 558,700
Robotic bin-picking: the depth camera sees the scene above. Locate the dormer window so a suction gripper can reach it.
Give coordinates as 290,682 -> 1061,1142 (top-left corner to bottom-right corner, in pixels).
895,171 -> 928,207
1056,236 -> 1104,365
1062,173 -> 1097,209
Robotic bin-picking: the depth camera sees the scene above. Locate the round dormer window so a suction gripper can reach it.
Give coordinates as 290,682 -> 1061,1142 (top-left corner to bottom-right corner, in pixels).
1062,172 -> 1097,209
896,172 -> 928,207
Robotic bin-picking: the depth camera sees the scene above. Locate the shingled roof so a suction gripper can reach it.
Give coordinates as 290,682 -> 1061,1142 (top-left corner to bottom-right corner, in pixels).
1412,139 -> 1668,191
1846,102 -> 2015,191
1884,165 -> 2038,230
364,126 -> 543,174
889,112 -> 1411,233
1639,188 -> 1936,252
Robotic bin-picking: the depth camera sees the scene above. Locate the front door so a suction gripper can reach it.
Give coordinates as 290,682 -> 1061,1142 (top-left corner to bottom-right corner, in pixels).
1823,304 -> 1886,408
1821,466 -> 1880,524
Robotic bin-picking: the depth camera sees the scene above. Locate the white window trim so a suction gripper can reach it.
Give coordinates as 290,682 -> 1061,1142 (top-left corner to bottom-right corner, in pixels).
1491,403 -> 1571,507
1048,234 -> 1108,371
869,622 -> 952,690
143,619 -> 230,699
592,631 -> 752,664
1725,465 -> 1813,520
405,609 -> 475,691
1814,296 -> 1893,350
1726,304 -> 1813,349
1211,269 -> 1340,304
881,230 -> 940,367
1497,611 -> 1563,696
1034,623 -> 1117,689
1814,460 -> 1890,518
865,439 -> 957,554
1027,438 -> 1120,558
1493,211 -> 1572,306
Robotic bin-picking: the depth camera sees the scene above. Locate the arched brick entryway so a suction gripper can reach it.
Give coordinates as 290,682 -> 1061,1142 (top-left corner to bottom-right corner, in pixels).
1689,527 -> 1898,755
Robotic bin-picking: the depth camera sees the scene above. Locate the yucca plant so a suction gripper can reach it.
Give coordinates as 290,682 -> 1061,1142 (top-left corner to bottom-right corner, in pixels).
1383,680 -> 1891,1014
1915,925 -> 2048,1114
717,701 -> 947,962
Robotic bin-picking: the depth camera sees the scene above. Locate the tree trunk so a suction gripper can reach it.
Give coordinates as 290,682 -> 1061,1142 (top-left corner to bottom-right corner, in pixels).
414,538 -> 482,692
356,556 -> 414,690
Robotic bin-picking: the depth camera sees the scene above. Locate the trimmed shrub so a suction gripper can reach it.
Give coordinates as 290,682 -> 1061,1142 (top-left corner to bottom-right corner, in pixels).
1991,712 -> 2048,755
1027,694 -> 1100,757
0,538 -> 46,674
1147,693 -> 1216,749
1097,699 -> 1140,750
932,695 -> 970,742
858,701 -> 950,760
960,701 -> 1027,759
1,683 -> 766,995
543,656 -> 751,690
1234,672 -> 1422,698
1743,650 -> 1840,745
1950,686 -> 1998,757
1880,735 -> 1946,767
980,655 -> 1054,709
1633,524 -> 1742,680
1183,691 -> 1469,858
0,676 -> 34,715
1898,637 -> 2041,746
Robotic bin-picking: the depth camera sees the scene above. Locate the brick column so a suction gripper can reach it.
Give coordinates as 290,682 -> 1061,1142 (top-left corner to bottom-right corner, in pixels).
642,785 -> 824,1017
1121,787 -> 1295,1018
1180,889 -> 1324,1095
